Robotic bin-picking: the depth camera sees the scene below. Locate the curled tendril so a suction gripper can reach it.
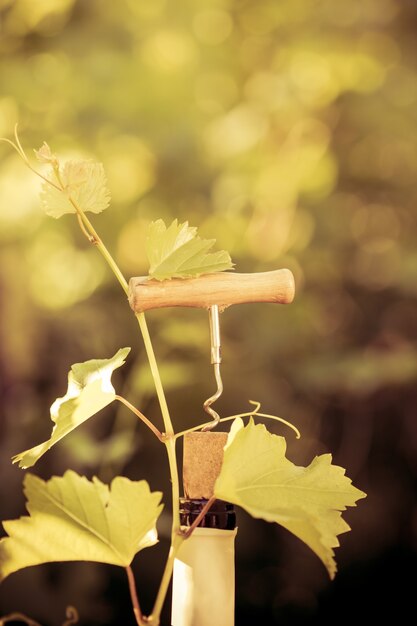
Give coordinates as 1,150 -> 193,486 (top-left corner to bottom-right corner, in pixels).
0,613 -> 43,626
0,124 -> 62,191
62,606 -> 79,626
0,124 -> 29,164
174,400 -> 301,440
242,400 -> 301,439
0,605 -> 79,626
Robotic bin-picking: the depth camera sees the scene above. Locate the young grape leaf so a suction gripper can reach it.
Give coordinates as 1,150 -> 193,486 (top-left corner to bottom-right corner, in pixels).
0,470 -> 163,581
34,142 -> 58,166
146,219 -> 234,280
214,419 -> 366,579
12,348 -> 131,469
40,159 -> 111,218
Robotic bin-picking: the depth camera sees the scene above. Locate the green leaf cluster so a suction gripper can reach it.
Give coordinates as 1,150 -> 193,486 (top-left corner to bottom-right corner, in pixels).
146,219 -> 234,280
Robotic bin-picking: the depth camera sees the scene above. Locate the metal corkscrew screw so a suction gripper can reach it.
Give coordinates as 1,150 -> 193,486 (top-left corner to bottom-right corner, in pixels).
202,305 -> 223,431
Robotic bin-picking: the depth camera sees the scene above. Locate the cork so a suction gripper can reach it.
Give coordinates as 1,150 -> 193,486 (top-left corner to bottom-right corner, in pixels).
183,432 -> 228,499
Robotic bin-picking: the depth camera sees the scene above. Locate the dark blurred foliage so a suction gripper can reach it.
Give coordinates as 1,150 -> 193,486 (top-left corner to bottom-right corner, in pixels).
1,0 -> 417,624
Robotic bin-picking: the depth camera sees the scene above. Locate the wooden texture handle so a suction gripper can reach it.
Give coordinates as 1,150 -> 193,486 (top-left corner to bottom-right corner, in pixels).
128,269 -> 295,313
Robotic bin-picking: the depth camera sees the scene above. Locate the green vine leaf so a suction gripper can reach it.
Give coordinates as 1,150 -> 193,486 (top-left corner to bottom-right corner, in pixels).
0,470 -> 163,581
146,219 -> 234,280
214,419 -> 366,579
40,159 -> 111,218
12,348 -> 131,469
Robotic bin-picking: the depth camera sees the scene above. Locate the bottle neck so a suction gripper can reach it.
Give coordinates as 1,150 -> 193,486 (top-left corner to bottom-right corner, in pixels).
180,498 -> 236,530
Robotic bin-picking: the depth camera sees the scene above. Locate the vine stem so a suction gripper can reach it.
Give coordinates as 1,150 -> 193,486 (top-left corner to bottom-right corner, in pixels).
133,312 -> 174,437
71,205 -> 129,296
126,566 -> 145,626
115,395 -> 163,441
66,194 -> 181,623
147,531 -> 184,625
10,137 -> 185,626
66,197 -> 176,439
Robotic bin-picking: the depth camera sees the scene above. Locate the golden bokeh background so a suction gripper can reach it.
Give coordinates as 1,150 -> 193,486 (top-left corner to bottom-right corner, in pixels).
0,1 -> 416,624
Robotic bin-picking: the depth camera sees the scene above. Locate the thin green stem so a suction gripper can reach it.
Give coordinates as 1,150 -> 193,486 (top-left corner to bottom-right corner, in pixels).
147,476 -> 215,623
147,532 -> 184,625
67,195 -> 175,439
126,566 -> 145,626
70,202 -> 129,295
77,213 -> 94,241
145,439 -> 181,624
134,313 -> 174,436
115,395 -> 163,441
74,202 -> 182,618
68,195 -> 182,621
174,415 -> 247,440
66,192 -> 181,621
164,437 -> 180,528
12,138 -> 183,623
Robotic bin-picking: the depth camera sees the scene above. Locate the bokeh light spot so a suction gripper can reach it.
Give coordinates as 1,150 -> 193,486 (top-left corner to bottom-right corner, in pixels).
194,71 -> 239,115
101,135 -> 156,205
0,156 -> 42,238
204,105 -> 267,160
245,71 -> 290,112
4,0 -> 75,35
141,30 -> 197,72
193,9 -> 233,46
117,217 -> 150,274
0,97 -> 19,136
290,51 -> 338,106
27,230 -> 106,309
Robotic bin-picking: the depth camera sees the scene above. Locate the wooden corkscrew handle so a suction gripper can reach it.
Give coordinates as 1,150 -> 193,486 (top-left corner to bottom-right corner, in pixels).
128,269 -> 295,313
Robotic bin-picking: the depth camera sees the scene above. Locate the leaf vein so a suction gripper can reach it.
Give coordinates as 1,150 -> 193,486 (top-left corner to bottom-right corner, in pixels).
40,487 -> 125,564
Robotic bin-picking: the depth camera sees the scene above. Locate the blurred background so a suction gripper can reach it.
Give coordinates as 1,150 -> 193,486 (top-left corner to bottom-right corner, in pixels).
0,0 -> 416,624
